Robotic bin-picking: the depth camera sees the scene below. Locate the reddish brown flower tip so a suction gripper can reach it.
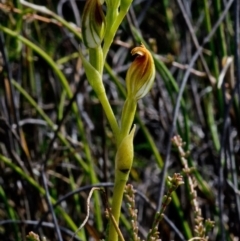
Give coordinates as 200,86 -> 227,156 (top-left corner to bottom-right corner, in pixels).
126,44 -> 155,100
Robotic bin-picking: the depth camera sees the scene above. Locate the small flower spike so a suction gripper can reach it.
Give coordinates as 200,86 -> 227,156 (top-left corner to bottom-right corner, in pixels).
126,44 -> 155,100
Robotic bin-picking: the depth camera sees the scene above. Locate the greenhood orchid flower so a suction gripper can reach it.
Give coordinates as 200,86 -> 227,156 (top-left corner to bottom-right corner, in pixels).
82,0 -> 105,48
126,44 -> 155,100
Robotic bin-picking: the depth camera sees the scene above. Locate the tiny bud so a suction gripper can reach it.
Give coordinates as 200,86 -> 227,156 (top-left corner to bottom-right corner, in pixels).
82,0 -> 105,48
126,44 -> 155,100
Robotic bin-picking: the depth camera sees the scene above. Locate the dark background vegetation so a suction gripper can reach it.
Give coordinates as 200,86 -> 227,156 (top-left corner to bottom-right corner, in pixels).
0,0 -> 240,240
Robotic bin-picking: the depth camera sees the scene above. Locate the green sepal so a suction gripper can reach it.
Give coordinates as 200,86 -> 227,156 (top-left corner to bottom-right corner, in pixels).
115,125 -> 136,172
80,52 -> 105,96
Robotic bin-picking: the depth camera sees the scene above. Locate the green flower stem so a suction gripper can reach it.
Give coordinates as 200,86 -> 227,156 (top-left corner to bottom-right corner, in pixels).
78,49 -> 120,137
89,48 -> 124,232
89,46 -> 104,75
119,97 -> 137,146
107,97 -> 136,241
103,8 -> 130,61
88,46 -> 119,136
98,91 -> 120,137
105,1 -> 119,40
108,170 -> 130,241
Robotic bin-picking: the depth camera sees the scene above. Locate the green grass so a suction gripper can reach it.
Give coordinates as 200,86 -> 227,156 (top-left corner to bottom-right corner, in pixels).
0,0 -> 239,240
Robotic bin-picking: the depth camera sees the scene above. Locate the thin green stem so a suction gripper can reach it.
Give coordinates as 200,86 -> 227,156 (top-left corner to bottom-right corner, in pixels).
203,0 -> 219,78
89,46 -> 104,75
105,7 -> 118,30
119,97 -> 137,145
58,90 -> 67,120
88,46 -> 119,136
163,0 -> 179,51
78,50 -> 120,137
214,0 -> 227,57
98,91 -> 120,137
104,0 -> 120,52
214,0 -> 227,120
103,9 -> 129,61
27,47 -> 36,95
204,92 -> 220,152
107,97 -> 136,241
108,170 -> 130,241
